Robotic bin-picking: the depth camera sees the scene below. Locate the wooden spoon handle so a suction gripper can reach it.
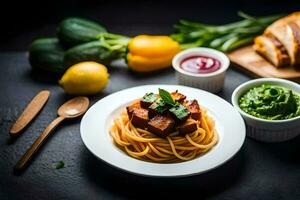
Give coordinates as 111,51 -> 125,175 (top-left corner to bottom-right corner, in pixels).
14,116 -> 65,172
10,90 -> 50,136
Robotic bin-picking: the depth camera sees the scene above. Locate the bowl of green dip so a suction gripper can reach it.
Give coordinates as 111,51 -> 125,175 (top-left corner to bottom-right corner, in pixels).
232,78 -> 300,142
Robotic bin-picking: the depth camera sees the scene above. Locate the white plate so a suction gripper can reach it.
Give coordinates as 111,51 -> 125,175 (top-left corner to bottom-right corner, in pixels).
80,85 -> 246,177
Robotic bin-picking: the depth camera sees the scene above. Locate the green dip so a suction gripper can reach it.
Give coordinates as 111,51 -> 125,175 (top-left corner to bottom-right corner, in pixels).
239,84 -> 300,120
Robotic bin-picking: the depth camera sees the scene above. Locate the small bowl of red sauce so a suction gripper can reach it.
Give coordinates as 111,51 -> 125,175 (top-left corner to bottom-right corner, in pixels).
172,47 -> 230,93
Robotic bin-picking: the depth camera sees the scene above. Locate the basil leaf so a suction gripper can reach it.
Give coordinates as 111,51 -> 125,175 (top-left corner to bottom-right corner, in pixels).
159,88 -> 175,106
142,93 -> 157,103
169,104 -> 190,120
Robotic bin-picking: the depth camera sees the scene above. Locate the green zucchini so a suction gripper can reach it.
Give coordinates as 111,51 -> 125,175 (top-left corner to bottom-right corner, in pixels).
57,17 -> 107,47
64,41 -> 119,67
29,38 -> 67,73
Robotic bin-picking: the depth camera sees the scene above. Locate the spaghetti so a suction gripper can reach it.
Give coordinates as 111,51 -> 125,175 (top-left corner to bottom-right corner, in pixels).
109,107 -> 218,163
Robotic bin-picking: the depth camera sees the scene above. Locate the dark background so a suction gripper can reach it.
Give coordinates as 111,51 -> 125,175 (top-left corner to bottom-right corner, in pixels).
1,0 -> 300,200
1,0 -> 299,51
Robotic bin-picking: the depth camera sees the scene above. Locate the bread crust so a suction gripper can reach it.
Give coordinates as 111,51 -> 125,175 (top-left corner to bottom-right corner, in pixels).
254,35 -> 290,67
264,12 -> 300,67
287,22 -> 300,67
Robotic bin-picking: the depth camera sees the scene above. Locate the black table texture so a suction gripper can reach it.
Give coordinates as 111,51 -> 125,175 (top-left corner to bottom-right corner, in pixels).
1,0 -> 300,199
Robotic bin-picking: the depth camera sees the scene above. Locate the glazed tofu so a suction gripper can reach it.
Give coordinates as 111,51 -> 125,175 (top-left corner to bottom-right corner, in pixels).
147,115 -> 175,137
140,100 -> 152,109
186,100 -> 201,120
131,108 -> 149,129
140,93 -> 158,109
178,119 -> 197,135
126,100 -> 141,119
148,102 -> 159,118
171,91 -> 186,103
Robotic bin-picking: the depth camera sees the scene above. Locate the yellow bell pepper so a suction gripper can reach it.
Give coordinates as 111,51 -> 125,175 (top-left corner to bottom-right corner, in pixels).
127,35 -> 181,72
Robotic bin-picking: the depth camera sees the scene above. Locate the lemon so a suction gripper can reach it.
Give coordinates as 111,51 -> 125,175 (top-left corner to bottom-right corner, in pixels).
59,61 -> 109,95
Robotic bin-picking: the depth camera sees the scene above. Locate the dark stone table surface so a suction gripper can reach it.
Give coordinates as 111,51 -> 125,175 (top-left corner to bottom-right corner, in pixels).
1,1 -> 300,199
0,52 -> 299,200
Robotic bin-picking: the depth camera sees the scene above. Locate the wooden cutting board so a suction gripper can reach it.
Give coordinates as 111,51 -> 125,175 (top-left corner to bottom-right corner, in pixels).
228,45 -> 300,83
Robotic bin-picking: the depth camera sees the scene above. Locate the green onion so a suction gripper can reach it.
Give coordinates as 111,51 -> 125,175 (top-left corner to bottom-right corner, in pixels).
171,12 -> 283,52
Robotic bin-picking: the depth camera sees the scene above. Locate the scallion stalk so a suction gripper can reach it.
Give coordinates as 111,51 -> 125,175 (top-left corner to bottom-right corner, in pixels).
171,12 -> 283,52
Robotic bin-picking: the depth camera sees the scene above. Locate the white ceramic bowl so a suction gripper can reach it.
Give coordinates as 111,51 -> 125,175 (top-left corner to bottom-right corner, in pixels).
231,78 -> 300,142
172,47 -> 230,93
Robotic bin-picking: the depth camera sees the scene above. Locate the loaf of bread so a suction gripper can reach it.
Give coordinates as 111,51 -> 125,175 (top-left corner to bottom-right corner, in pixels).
254,12 -> 300,68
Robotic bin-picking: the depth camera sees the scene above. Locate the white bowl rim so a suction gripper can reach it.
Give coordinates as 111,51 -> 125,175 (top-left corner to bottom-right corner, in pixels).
231,77 -> 300,123
172,47 -> 230,78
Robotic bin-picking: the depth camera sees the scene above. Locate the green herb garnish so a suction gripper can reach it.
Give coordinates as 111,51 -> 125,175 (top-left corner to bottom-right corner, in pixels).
142,93 -> 157,103
55,161 -> 65,169
169,104 -> 190,120
151,99 -> 168,114
159,88 -> 175,106
155,89 -> 190,119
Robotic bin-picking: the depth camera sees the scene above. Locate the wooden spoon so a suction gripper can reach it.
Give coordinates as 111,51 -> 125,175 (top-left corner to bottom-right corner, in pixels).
10,90 -> 50,136
14,96 -> 89,172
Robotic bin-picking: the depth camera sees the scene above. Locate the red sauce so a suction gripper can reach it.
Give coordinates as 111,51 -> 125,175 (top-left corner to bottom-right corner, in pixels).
180,56 -> 221,74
